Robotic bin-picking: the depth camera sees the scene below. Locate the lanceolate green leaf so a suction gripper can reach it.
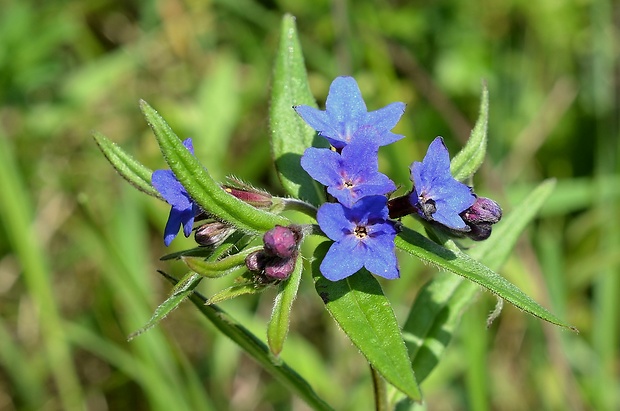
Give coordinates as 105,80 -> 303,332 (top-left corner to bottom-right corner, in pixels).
140,100 -> 290,233
128,272 -> 202,341
160,271 -> 334,411
450,82 -> 489,182
399,179 -> 574,389
268,254 -> 303,356
396,226 -> 574,330
93,131 -> 162,200
270,14 -> 327,206
312,242 -> 421,401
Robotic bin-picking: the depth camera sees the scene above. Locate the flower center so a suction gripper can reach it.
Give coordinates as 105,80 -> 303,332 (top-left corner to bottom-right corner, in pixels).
419,197 -> 437,219
343,179 -> 354,189
354,225 -> 368,239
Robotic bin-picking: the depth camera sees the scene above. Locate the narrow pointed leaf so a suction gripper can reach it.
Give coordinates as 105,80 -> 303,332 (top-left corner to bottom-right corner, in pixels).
128,272 -> 202,341
312,242 -> 422,401
398,179 -> 565,404
270,14 -> 327,206
395,226 -> 574,330
140,100 -> 290,233
93,131 -> 162,199
160,271 -> 334,411
267,254 -> 303,356
450,82 -> 489,182
182,246 -> 262,278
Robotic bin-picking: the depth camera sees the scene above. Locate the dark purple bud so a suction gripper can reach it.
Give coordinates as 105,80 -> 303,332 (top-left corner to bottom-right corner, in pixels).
245,250 -> 267,272
461,197 -> 502,225
194,221 -> 235,246
465,223 -> 493,241
263,225 -> 301,259
223,186 -> 273,209
264,254 -> 297,280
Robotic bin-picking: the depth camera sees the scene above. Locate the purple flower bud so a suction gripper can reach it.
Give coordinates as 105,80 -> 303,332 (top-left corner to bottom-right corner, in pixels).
194,221 -> 235,246
465,223 -> 493,241
223,186 -> 273,209
263,225 -> 301,259
264,253 -> 297,280
245,250 -> 267,272
461,197 -> 502,225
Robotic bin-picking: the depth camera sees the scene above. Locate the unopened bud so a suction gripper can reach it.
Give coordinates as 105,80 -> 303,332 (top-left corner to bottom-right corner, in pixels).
264,253 -> 297,280
459,196 -> 502,241
245,250 -> 267,272
194,221 -> 235,246
223,186 -> 273,209
263,225 -> 301,258
461,197 -> 502,225
465,223 -> 493,241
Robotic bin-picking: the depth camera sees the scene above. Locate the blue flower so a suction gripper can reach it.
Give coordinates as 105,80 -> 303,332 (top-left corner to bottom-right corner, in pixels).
409,137 -> 475,230
294,76 -> 405,150
317,196 -> 399,281
301,129 -> 396,208
151,138 -> 201,246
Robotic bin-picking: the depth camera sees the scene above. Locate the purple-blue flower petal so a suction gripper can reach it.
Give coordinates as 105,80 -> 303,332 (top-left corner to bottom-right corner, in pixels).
409,137 -> 475,230
294,76 -> 406,149
300,147 -> 343,188
317,202 -> 353,241
293,106 -> 342,143
182,138 -> 195,155
324,76 -> 368,124
152,138 -> 200,246
152,170 -> 193,210
317,197 -> 399,281
364,234 -> 400,280
320,237 -> 366,281
302,140 -> 395,207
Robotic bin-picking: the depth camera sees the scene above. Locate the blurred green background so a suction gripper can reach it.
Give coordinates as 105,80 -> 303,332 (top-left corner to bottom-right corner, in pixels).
0,0 -> 618,410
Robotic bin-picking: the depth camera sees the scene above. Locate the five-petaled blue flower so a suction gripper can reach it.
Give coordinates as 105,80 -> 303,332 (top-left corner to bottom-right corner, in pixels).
294,76 -> 405,150
317,196 -> 399,281
301,128 -> 396,208
409,137 -> 475,230
152,138 -> 201,246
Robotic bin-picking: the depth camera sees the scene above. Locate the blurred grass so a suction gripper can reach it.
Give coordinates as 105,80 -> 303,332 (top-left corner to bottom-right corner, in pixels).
0,0 -> 618,410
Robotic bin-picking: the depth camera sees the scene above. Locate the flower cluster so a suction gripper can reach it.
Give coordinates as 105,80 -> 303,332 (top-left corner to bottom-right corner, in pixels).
150,77 -> 501,284
295,76 -> 499,281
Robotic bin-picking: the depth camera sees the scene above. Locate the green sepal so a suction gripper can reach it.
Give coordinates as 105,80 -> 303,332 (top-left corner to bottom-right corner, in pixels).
312,242 -> 422,402
127,272 -> 202,341
270,14 -> 327,206
206,279 -> 270,305
182,246 -> 262,278
450,82 -> 489,182
92,131 -> 162,199
140,100 -> 290,233
267,254 -> 303,356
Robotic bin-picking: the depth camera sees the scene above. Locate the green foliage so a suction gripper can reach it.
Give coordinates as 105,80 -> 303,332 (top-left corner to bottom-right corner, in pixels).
270,14 -> 328,206
268,254 -> 304,356
1,1 -> 617,410
313,243 -> 422,402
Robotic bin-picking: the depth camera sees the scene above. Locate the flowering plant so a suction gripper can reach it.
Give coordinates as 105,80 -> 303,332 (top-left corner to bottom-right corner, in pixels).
94,15 -> 575,410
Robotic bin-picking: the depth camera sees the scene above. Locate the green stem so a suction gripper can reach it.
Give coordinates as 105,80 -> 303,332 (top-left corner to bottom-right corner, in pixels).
371,365 -> 389,411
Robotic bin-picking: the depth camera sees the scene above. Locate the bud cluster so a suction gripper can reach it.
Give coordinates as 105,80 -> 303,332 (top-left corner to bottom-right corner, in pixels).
245,225 -> 302,282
